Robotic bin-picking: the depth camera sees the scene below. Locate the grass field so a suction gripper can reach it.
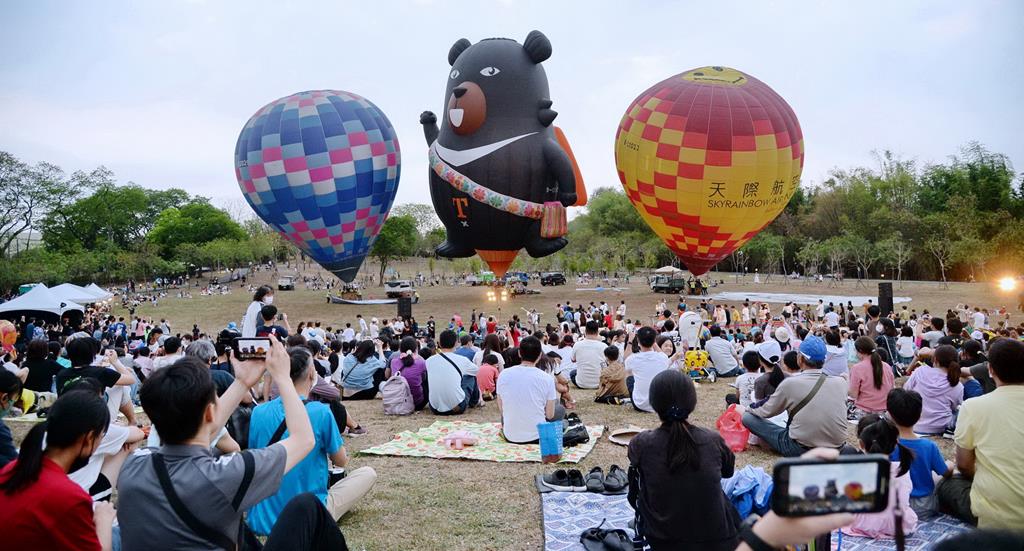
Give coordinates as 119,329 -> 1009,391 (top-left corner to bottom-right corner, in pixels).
20,260 -> 1020,550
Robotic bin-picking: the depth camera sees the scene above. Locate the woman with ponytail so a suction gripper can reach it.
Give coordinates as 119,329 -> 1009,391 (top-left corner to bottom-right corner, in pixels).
627,369 -> 740,550
842,414 -> 918,538
849,336 -> 895,417
0,370 -> 23,468
904,344 -> 964,435
0,390 -> 116,550
386,336 -> 428,410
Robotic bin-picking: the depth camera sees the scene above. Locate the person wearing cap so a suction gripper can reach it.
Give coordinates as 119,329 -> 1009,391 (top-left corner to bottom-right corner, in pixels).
773,326 -> 792,352
752,340 -> 784,402
739,336 -> 849,457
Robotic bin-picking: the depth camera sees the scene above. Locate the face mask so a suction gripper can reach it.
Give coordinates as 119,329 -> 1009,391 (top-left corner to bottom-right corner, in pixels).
263,296 -> 274,305
876,324 -> 884,333
0,396 -> 13,417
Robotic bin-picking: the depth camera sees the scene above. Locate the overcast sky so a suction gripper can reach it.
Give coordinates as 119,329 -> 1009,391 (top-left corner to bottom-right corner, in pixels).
2,0 -> 1021,215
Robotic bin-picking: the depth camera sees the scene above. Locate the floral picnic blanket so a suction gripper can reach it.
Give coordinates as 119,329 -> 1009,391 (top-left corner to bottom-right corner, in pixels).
357,420 -> 603,463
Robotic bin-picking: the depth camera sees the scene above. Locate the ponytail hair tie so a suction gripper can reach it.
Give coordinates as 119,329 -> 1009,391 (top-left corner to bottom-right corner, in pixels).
666,405 -> 687,422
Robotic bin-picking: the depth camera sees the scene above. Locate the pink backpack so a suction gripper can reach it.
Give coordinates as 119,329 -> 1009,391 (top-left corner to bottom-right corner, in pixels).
380,368 -> 415,415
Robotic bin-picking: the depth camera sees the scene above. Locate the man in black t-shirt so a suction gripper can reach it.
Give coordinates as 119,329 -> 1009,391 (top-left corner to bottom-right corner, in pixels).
54,337 -> 135,396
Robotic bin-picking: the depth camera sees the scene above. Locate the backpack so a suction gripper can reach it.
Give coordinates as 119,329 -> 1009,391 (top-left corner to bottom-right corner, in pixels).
380,367 -> 415,415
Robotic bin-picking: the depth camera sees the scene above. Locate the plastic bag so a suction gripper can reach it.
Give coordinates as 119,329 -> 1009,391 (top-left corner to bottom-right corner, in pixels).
716,404 -> 750,452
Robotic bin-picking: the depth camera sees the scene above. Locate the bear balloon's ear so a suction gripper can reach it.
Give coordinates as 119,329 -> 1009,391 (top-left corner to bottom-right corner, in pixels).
523,30 -> 551,64
538,99 -> 557,127
448,38 -> 472,66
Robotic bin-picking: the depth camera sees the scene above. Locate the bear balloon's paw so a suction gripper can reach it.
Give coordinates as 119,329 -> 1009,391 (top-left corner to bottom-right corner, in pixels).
420,111 -> 437,125
525,236 -> 567,257
436,240 -> 476,258
558,191 -> 577,207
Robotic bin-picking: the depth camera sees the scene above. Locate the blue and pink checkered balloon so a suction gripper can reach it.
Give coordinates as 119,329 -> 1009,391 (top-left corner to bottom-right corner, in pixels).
234,90 -> 401,282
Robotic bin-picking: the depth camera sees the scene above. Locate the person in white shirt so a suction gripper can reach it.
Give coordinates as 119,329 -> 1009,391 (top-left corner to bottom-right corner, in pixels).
150,336 -> 185,375
570,321 -> 606,389
357,315 -> 368,337
971,308 -> 986,330
616,301 -> 627,318
824,309 -> 840,329
241,286 -> 274,337
425,330 -> 478,415
341,323 -> 356,343
918,316 -> 945,348
815,300 -> 826,321
704,325 -> 743,377
496,336 -> 562,443
741,304 -> 752,325
392,318 -> 405,335
624,326 -> 670,412
369,318 -> 379,339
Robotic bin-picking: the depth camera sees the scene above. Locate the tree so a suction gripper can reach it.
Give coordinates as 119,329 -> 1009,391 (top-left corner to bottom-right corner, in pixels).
392,203 -> 442,235
796,240 -> 824,276
875,233 -> 912,288
147,201 -> 245,255
821,236 -> 849,280
841,232 -> 877,281
370,215 -> 418,285
0,152 -> 89,256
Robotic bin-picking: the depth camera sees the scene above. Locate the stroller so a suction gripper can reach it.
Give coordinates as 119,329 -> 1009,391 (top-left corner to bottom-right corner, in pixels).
677,312 -> 717,383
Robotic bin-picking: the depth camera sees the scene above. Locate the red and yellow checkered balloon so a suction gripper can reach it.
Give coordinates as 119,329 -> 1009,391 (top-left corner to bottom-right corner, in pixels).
615,66 -> 804,275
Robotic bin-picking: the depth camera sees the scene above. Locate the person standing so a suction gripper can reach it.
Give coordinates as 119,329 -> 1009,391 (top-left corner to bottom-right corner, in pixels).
242,286 -> 274,338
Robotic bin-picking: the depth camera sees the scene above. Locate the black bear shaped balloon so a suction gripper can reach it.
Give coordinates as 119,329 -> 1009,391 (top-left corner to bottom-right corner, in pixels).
421,30 -> 580,277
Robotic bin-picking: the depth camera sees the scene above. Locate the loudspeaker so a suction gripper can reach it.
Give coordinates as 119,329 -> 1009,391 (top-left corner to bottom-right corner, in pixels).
878,282 -> 893,317
397,297 -> 412,319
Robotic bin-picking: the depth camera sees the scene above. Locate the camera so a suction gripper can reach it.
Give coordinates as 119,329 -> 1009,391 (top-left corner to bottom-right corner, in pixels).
771,454 -> 890,516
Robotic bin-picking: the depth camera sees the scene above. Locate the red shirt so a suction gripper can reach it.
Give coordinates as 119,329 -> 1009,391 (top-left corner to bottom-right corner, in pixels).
486,321 -> 497,334
0,458 -> 101,550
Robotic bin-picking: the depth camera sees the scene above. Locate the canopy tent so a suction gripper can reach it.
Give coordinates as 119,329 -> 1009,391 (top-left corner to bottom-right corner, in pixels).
0,284 -> 85,322
51,283 -> 106,304
653,265 -> 684,275
85,283 -> 114,301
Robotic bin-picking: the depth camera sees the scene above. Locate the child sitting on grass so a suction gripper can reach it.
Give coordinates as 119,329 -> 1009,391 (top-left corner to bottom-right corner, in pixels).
595,345 -> 629,404
842,414 -> 918,539
541,351 -> 576,410
885,388 -> 954,519
477,353 -> 500,401
726,351 -> 760,408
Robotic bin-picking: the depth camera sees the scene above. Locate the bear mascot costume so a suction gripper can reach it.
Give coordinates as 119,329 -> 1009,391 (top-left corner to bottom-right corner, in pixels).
420,30 -> 584,276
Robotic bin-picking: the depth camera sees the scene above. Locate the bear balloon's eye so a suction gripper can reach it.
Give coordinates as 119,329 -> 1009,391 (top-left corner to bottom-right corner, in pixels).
449,69 -> 460,79
479,66 -> 501,77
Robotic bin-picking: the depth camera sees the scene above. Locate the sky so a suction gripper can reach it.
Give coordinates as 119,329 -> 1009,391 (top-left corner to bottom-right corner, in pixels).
1,0 -> 1022,215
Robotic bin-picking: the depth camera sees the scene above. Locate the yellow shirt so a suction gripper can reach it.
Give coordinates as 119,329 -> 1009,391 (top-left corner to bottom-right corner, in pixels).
954,385 -> 1024,529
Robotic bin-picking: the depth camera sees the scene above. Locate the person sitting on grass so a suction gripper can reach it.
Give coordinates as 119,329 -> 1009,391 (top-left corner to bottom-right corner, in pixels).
425,330 -> 478,416
885,388 -> 953,520
1,389 -> 117,551
740,336 -> 849,457
248,346 -> 376,536
385,336 -> 429,410
477,353 -> 500,402
848,336 -> 894,418
624,326 -> 670,413
628,369 -> 740,550
842,414 -> 918,539
726,351 -> 761,408
339,339 -> 387,400
569,320 -> 605,389
595,345 -> 629,404
496,336 -> 563,444
903,344 -> 963,435
117,338 -> 349,550
938,337 -> 1024,530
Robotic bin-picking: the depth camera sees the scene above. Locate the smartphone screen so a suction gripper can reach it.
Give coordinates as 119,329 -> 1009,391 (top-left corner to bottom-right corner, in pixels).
772,454 -> 890,516
233,337 -> 271,361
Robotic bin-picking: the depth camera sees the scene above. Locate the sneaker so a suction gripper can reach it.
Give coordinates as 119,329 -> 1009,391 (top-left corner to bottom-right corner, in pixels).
566,469 -> 587,492
346,425 -> 368,437
942,427 -> 955,440
541,469 -> 574,492
584,466 -> 605,492
604,464 -> 628,492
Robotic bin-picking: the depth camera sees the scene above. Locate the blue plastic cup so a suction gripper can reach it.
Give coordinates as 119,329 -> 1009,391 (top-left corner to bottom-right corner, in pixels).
538,421 -> 563,463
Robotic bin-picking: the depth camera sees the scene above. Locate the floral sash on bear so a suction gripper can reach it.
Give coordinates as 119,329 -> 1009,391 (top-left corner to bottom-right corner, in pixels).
428,142 -> 567,238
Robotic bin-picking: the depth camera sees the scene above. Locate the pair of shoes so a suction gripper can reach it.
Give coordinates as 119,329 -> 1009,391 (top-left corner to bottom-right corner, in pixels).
583,465 -> 628,493
542,468 -> 586,492
942,426 -> 955,439
345,425 -> 368,436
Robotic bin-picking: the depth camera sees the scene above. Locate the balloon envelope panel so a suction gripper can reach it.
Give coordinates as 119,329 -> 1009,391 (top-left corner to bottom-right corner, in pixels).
615,66 -> 803,275
235,90 -> 400,282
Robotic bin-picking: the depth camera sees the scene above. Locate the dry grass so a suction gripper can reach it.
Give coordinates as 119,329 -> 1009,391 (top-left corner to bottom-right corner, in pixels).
16,261 -> 1005,550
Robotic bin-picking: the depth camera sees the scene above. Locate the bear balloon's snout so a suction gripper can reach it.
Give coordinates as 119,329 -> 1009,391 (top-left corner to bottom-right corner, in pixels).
447,81 -> 486,135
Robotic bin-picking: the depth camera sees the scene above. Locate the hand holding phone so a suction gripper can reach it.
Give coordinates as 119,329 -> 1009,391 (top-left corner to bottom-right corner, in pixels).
772,452 -> 890,516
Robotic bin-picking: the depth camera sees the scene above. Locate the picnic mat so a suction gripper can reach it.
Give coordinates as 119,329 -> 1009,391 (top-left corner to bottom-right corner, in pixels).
358,421 -> 603,463
831,514 -> 971,550
541,492 -> 637,551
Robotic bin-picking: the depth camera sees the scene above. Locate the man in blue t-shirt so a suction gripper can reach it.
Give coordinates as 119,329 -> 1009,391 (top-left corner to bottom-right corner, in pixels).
247,346 -> 377,535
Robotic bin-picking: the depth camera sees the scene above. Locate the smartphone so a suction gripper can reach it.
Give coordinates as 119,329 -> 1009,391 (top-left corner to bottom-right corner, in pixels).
277,313 -> 284,321
771,454 -> 890,516
232,337 -> 271,361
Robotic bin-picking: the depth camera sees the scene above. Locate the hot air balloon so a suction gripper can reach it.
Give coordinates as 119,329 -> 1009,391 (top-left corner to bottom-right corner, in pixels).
0,320 -> 16,353
235,90 -> 400,282
615,66 -> 804,276
420,31 -> 585,278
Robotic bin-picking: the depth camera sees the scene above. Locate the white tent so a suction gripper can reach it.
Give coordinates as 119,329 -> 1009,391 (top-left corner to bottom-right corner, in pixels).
0,284 -> 85,317
653,265 -> 684,275
86,283 -> 114,301
51,283 -> 105,304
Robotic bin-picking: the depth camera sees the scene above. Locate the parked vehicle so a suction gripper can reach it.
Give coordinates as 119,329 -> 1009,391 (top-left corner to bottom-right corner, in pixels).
650,274 -> 686,294
466,271 -> 495,286
384,280 -> 415,298
277,276 -> 295,290
540,272 -> 566,286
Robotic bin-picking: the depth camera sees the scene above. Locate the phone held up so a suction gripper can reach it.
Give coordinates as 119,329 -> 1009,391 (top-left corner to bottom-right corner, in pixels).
232,337 -> 271,361
771,454 -> 890,517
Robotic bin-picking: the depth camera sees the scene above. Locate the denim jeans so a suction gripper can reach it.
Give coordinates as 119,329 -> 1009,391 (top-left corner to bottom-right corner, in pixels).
712,366 -> 744,378
741,412 -> 807,457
